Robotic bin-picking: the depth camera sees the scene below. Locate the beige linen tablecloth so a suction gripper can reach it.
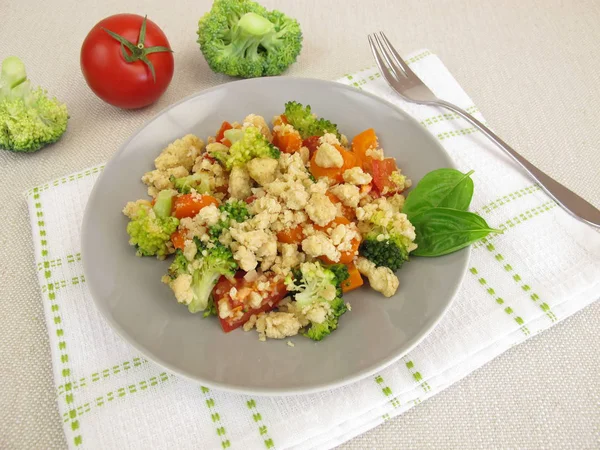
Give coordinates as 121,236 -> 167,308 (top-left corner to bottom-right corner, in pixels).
1,0 -> 599,448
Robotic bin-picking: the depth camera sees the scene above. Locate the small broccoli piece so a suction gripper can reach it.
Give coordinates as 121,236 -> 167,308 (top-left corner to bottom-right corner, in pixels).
209,126 -> 279,170
126,191 -> 179,258
170,172 -> 213,194
0,56 -> 68,152
359,237 -> 408,271
196,0 -> 303,78
304,297 -> 347,341
286,261 -> 350,341
209,199 -> 251,238
359,209 -> 414,271
168,249 -> 189,278
203,297 -> 218,318
187,239 -> 238,313
283,101 -> 339,139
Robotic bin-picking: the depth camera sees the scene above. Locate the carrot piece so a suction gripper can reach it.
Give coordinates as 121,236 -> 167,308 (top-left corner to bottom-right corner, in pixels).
273,129 -> 302,154
276,224 -> 304,244
341,263 -> 364,293
325,192 -> 356,221
172,194 -> 219,219
314,217 -> 360,264
351,128 -> 378,160
171,228 -> 187,250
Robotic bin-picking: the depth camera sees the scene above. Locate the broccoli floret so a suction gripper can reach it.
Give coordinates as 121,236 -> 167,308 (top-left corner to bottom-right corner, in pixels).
168,249 -> 189,278
165,238 -> 237,314
209,199 -> 251,238
126,191 -> 179,258
0,56 -> 68,152
304,297 -> 347,341
359,237 -> 408,271
209,126 -> 279,170
286,261 -> 350,341
203,297 -> 218,318
170,172 -> 213,194
188,239 -> 238,313
196,0 -> 303,78
283,101 -> 339,139
358,210 -> 413,271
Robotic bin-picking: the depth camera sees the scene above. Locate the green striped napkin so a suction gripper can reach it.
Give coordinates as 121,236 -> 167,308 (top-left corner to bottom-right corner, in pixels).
26,49 -> 600,449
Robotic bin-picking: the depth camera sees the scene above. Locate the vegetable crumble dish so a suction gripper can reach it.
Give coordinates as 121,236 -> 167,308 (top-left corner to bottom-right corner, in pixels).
123,102 -> 417,341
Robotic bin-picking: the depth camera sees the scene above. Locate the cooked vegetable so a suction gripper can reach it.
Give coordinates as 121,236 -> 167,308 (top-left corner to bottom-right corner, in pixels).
341,263 -> 363,293
170,172 -> 213,194
283,101 -> 339,139
410,208 -> 501,257
196,0 -> 303,78
209,126 -> 280,169
359,238 -> 408,271
0,56 -> 68,152
403,168 -> 474,217
213,274 -> 287,332
166,238 -> 238,313
81,14 -> 174,109
172,194 -> 219,219
126,191 -> 179,258
286,261 -> 349,341
209,199 -> 251,238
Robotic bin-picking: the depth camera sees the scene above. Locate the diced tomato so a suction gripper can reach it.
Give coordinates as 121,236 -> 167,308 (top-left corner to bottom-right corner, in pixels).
314,216 -> 361,264
245,195 -> 257,205
325,192 -> 356,221
213,274 -> 287,332
272,129 -> 302,154
170,228 -> 187,250
341,263 -> 364,293
371,158 -> 403,195
172,194 -> 219,219
302,136 -> 321,157
215,121 -> 232,143
276,224 -> 304,244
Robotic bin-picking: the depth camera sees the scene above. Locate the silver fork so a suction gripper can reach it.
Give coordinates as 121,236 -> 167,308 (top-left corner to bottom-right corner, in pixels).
368,32 -> 600,229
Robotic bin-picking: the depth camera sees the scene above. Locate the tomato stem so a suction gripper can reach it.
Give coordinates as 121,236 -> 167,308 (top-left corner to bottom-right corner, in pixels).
102,15 -> 173,83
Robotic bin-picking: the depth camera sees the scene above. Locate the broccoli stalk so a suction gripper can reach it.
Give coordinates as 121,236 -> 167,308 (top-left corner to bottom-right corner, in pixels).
286,261 -> 350,341
209,199 -> 251,238
209,126 -> 279,169
197,0 -> 303,78
167,239 -> 238,314
0,56 -> 68,152
126,191 -> 179,259
283,101 -> 339,139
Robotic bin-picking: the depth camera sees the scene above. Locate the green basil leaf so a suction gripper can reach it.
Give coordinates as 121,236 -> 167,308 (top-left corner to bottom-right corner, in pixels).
411,207 -> 501,257
403,168 -> 474,218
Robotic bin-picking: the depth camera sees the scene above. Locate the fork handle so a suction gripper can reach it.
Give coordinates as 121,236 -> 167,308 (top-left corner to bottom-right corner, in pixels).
433,100 -> 600,229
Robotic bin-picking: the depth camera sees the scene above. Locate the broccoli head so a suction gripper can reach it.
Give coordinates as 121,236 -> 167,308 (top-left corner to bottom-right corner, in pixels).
197,0 -> 302,78
166,238 -> 238,314
209,126 -> 279,170
209,199 -> 251,238
126,190 -> 179,259
304,297 -> 348,341
286,261 -> 350,341
283,101 -> 339,139
0,56 -> 68,152
170,172 -> 214,194
358,209 -> 414,271
359,237 -> 408,271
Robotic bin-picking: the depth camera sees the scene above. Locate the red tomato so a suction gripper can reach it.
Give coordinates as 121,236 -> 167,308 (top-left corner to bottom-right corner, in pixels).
213,274 -> 287,332
372,158 -> 403,195
216,121 -> 232,143
302,136 -> 321,157
172,194 -> 219,219
80,14 -> 174,109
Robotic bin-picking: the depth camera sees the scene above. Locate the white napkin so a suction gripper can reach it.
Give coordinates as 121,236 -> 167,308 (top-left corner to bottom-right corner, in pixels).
26,49 -> 600,450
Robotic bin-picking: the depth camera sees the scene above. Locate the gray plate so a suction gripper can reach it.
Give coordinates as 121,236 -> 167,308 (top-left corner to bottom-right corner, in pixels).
82,77 -> 469,396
